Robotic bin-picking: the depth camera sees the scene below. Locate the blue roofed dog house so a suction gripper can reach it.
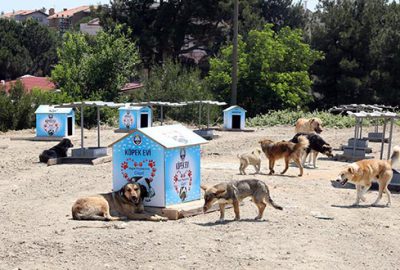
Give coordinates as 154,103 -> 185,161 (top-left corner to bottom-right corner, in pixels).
118,105 -> 152,131
110,124 -> 208,207
223,105 -> 246,130
35,105 -> 75,137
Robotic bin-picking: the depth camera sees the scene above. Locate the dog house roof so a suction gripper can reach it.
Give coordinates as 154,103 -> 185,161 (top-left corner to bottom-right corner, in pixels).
223,105 -> 246,112
109,124 -> 208,149
35,105 -> 73,114
118,105 -> 150,111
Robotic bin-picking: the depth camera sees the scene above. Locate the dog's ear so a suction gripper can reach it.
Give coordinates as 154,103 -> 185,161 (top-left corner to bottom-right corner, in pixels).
310,118 -> 315,123
200,184 -> 209,191
347,167 -> 354,174
139,184 -> 148,199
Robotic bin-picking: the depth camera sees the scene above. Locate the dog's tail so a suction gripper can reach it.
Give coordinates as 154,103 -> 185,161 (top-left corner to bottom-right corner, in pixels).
390,146 -> 400,166
293,135 -> 309,152
263,185 -> 283,210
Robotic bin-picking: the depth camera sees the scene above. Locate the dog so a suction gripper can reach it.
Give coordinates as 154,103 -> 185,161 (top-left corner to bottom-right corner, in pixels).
290,133 -> 333,168
295,118 -> 323,134
39,138 -> 74,163
237,148 -> 262,175
259,136 -> 309,176
336,146 -> 400,207
71,183 -> 167,221
201,179 -> 282,222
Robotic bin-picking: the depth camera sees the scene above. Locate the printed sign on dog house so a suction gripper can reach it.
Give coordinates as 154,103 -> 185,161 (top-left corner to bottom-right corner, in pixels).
110,124 -> 208,207
118,105 -> 152,130
35,105 -> 75,137
223,105 -> 246,130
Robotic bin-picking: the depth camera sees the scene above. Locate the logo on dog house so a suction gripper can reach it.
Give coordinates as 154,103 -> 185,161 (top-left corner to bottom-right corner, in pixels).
118,105 -> 152,130
223,105 -> 246,130
35,105 -> 75,137
110,124 -> 208,207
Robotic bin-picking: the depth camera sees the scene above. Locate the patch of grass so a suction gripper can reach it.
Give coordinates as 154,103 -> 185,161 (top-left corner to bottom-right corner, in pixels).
246,110 -> 358,128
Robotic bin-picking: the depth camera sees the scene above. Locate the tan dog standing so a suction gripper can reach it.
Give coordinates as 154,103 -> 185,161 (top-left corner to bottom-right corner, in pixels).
337,146 -> 400,207
237,148 -> 262,175
72,183 -> 167,221
295,118 -> 323,134
201,179 -> 283,222
259,136 -> 309,176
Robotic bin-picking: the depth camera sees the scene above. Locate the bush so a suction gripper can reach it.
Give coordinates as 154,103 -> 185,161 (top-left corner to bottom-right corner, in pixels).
246,110 -> 356,128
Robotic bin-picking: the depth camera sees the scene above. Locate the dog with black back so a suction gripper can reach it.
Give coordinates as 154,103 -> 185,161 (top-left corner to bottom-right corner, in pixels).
290,133 -> 333,168
39,138 -> 74,163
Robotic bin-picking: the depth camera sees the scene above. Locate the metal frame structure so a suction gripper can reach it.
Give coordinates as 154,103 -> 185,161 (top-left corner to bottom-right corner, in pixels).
347,111 -> 399,160
56,101 -> 124,149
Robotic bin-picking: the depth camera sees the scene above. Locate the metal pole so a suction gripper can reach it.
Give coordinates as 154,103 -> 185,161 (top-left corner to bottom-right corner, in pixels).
97,106 -> 100,148
359,118 -> 363,139
160,106 -> 164,126
198,103 -> 202,128
380,119 -> 387,160
80,104 -> 84,149
231,0 -> 238,106
387,118 -> 394,160
352,117 -> 358,157
207,103 -> 210,129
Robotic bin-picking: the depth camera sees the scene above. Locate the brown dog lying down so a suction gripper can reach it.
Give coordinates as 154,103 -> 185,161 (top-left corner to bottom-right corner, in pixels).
201,179 -> 282,222
295,117 -> 323,134
336,146 -> 400,207
259,136 -> 309,176
72,183 -> 167,221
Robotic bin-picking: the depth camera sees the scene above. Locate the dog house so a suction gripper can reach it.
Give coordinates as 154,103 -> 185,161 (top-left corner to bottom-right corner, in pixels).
118,105 -> 152,130
223,105 -> 246,130
110,124 -> 208,207
35,105 -> 75,138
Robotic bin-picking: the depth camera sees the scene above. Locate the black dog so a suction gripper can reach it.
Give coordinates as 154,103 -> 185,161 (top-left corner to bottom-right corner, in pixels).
39,138 -> 74,163
290,133 -> 333,168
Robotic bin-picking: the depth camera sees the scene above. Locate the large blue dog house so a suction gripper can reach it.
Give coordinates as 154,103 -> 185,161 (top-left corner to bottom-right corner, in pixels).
118,105 -> 152,130
223,105 -> 246,130
110,124 -> 208,207
35,105 -> 75,138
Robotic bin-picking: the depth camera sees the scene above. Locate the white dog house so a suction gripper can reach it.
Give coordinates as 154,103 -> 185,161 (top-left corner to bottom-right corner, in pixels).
110,124 -> 208,207
35,105 -> 75,138
223,105 -> 246,130
118,105 -> 152,131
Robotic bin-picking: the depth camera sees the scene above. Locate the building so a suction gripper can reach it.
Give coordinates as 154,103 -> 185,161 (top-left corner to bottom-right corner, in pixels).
80,18 -> 102,35
48,6 -> 91,32
3,75 -> 56,93
2,9 -> 48,25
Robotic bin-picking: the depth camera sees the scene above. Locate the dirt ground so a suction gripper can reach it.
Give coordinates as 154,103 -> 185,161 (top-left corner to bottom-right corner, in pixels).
1,125 -> 400,270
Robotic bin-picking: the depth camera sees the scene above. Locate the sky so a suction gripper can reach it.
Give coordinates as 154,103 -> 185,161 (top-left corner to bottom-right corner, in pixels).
0,0 -> 320,14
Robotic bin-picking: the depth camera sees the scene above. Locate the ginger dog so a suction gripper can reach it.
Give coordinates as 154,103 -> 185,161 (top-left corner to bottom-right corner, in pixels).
295,118 -> 323,134
259,136 -> 309,176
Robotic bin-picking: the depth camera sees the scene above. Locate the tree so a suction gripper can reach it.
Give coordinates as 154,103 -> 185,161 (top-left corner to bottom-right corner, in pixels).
309,0 -> 400,107
0,18 -> 58,80
51,25 -> 140,101
207,24 -> 323,116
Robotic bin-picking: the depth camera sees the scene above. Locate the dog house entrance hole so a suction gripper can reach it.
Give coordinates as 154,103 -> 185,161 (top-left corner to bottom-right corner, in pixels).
67,117 -> 73,136
140,114 -> 149,128
232,115 -> 241,129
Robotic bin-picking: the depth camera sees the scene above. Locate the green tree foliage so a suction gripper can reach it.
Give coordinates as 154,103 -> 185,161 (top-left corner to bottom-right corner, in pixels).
98,0 -> 306,67
51,26 -> 140,101
0,18 -> 58,80
0,81 -> 70,132
207,24 -> 323,116
129,58 -> 216,123
310,0 -> 400,107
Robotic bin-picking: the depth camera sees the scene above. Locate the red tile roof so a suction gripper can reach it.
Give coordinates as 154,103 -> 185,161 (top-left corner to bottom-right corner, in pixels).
3,75 -> 56,93
3,10 -> 37,18
48,6 -> 90,19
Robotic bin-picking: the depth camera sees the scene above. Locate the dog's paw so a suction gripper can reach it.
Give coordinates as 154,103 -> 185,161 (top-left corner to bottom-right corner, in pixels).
234,217 -> 241,221
360,196 -> 367,202
385,202 -> 391,207
216,218 -> 225,223
152,215 -> 168,221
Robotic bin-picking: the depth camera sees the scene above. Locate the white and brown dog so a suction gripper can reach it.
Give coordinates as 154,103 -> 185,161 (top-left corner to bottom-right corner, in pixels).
336,146 -> 400,207
237,148 -> 262,175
